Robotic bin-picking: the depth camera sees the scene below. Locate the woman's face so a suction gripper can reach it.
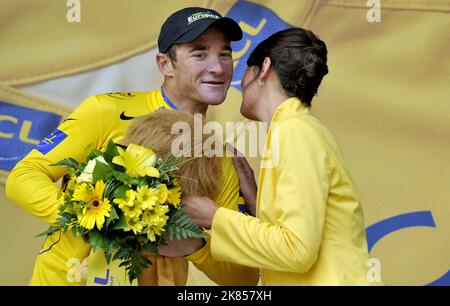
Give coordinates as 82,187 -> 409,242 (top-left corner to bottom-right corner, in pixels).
240,66 -> 261,121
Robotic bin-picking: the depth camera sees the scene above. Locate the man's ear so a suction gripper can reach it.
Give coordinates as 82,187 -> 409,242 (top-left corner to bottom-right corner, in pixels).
156,53 -> 175,77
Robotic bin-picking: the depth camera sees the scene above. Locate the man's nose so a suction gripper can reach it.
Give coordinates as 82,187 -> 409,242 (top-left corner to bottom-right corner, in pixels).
207,56 -> 225,75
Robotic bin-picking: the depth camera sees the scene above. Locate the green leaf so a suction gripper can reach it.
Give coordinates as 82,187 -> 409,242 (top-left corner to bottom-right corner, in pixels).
142,243 -> 159,256
90,230 -> 103,252
92,160 -> 113,184
103,140 -> 120,164
166,208 -> 205,241
49,158 -> 79,170
168,224 -> 174,241
36,226 -> 61,238
127,252 -> 153,284
86,149 -> 102,161
71,225 -> 78,238
56,189 -> 64,200
102,236 -> 115,264
105,205 -> 119,228
113,246 -> 131,261
112,170 -> 128,181
103,178 -> 122,200
112,213 -> 128,230
113,184 -> 128,199
128,178 -> 140,186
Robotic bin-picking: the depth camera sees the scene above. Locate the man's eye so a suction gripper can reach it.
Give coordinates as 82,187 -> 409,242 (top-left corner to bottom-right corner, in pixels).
193,53 -> 207,59
220,53 -> 232,58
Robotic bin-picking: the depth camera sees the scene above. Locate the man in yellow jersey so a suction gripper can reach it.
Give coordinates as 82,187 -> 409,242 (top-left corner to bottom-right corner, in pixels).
5,7 -> 259,286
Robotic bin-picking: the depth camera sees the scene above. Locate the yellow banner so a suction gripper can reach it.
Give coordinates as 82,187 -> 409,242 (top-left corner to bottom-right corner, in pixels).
0,0 -> 448,285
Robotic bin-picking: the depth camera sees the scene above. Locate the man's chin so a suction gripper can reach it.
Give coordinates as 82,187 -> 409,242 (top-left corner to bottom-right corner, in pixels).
199,93 -> 227,105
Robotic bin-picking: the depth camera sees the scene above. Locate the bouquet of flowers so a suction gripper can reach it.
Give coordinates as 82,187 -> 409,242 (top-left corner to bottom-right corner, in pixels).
39,140 -> 205,284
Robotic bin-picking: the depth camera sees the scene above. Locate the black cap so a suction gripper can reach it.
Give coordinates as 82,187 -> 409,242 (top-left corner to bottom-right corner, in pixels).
158,7 -> 243,53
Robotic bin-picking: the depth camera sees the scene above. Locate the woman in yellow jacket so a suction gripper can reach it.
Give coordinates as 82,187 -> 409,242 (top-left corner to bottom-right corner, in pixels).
181,28 -> 376,285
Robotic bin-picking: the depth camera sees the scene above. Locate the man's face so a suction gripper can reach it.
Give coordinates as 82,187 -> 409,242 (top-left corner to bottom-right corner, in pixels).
171,27 -> 233,105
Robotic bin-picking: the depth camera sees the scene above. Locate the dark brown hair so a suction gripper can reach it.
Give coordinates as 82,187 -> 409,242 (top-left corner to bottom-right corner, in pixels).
247,28 -> 328,106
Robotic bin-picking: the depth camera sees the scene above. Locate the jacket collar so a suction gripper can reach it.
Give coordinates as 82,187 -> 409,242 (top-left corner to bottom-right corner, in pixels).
271,97 -> 309,124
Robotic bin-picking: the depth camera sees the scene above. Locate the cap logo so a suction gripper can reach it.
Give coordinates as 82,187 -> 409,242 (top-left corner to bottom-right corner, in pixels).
187,12 -> 220,24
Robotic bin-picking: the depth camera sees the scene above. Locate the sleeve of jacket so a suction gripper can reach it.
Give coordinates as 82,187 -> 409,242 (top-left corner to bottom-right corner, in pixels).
5,95 -> 103,224
210,118 -> 331,273
184,156 -> 260,285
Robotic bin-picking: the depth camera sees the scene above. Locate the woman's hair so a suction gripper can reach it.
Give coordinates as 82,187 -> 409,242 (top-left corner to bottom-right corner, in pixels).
247,28 -> 328,106
121,111 -> 222,200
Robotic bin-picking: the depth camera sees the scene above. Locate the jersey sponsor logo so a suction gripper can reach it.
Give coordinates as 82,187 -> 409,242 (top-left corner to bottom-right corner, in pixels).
226,1 -> 292,91
106,92 -> 136,100
0,101 -> 62,171
35,129 -> 68,155
119,111 -> 135,121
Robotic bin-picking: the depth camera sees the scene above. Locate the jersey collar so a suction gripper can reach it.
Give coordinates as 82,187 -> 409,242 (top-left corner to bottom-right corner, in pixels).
161,86 -> 178,110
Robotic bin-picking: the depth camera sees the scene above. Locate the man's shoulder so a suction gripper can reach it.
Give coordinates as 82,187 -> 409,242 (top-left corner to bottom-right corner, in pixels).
86,90 -> 163,115
94,91 -> 151,103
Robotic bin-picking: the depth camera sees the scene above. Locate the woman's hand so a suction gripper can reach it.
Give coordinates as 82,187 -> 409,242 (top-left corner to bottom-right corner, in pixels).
157,236 -> 206,257
227,144 -> 257,217
155,196 -> 218,257
182,195 -> 218,230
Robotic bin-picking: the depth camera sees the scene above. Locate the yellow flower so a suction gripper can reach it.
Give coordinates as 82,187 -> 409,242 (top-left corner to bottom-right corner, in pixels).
120,200 -> 143,220
167,186 -> 182,208
112,144 -> 160,178
142,204 -> 169,241
74,181 -> 111,230
136,186 -> 159,210
66,201 -> 84,216
66,174 -> 77,191
114,189 -> 137,209
72,183 -> 93,202
114,189 -> 144,219
124,216 -> 145,235
157,184 -> 169,203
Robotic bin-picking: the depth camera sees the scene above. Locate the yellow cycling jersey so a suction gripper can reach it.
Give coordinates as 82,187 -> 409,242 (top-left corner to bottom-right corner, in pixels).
211,98 -> 376,285
6,89 -> 259,286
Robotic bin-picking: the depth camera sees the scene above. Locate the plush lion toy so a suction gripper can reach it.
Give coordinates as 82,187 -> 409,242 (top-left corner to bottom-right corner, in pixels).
120,110 -> 223,286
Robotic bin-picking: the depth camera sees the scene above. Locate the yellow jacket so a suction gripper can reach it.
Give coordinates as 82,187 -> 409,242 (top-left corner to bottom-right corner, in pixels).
211,97 -> 374,285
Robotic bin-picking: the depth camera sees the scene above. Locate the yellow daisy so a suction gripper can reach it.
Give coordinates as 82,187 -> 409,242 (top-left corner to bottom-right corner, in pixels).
157,184 -> 169,203
120,200 -> 143,220
112,144 -> 160,178
74,181 -> 111,230
124,216 -> 145,235
66,174 -> 77,191
167,186 -> 182,208
142,204 -> 169,241
114,189 -> 137,209
136,186 -> 159,210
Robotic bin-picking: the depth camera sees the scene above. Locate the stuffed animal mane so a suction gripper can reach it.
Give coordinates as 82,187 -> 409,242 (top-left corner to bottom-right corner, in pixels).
121,111 -> 222,200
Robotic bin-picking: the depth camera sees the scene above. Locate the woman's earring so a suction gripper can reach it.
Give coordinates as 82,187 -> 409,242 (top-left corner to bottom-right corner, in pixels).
259,79 -> 265,87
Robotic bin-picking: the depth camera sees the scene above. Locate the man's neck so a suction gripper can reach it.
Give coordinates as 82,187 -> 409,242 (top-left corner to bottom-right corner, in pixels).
162,83 -> 208,114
